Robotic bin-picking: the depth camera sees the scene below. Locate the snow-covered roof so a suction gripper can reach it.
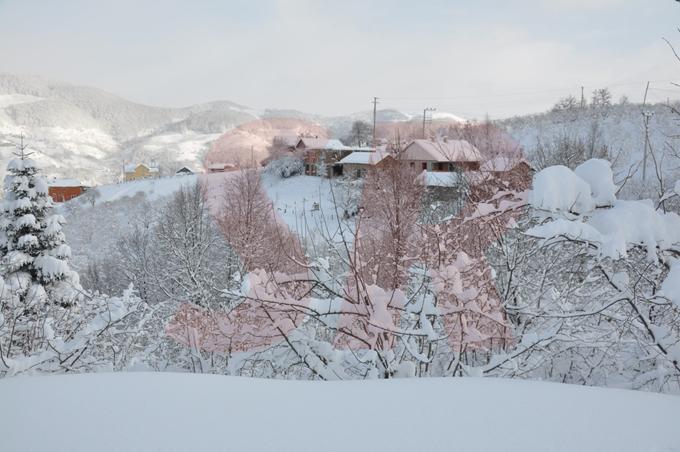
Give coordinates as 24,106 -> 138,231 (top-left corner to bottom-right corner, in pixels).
176,166 -> 194,173
420,171 -> 461,187
339,151 -> 389,166
297,138 -> 348,151
47,178 -> 82,188
403,139 -> 482,163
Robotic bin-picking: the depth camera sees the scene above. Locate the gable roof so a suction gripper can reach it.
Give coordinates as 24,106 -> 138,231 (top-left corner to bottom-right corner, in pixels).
296,138 -> 348,151
339,151 -> 390,165
176,166 -> 194,173
402,139 -> 482,163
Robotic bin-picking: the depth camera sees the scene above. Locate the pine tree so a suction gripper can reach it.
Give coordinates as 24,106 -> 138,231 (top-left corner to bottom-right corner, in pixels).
0,139 -> 81,309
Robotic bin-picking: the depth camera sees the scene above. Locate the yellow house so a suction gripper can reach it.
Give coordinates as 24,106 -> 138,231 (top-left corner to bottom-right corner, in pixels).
124,163 -> 160,181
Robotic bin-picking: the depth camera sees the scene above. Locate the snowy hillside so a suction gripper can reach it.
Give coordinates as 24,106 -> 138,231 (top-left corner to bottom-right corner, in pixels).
500,103 -> 680,187
0,373 -> 678,452
0,74 -> 259,185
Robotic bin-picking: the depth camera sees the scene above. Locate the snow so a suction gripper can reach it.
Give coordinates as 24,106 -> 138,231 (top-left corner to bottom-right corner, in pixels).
420,170 -> 461,187
338,151 -> 388,165
527,161 -> 680,260
574,159 -> 617,207
588,200 -> 680,260
47,178 -> 82,187
0,93 -> 44,109
89,174 -> 204,204
528,199 -> 680,260
529,165 -> 594,215
430,111 -> 467,122
661,260 -> 680,307
0,373 -> 679,452
527,218 -> 604,244
403,139 -> 482,163
298,137 -> 348,150
262,174 -> 342,234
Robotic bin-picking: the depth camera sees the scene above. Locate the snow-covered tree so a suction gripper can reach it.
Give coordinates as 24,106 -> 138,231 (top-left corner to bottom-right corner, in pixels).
0,142 -> 85,371
0,151 -> 81,307
487,159 -> 680,392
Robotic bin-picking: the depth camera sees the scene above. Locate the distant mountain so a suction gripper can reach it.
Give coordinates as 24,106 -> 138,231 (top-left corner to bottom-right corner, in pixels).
0,74 -> 450,185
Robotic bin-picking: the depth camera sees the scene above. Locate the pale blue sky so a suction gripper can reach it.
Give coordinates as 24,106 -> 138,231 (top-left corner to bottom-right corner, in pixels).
0,0 -> 679,118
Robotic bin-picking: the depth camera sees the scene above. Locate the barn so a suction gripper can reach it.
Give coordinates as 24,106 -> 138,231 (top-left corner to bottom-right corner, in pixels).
47,179 -> 86,203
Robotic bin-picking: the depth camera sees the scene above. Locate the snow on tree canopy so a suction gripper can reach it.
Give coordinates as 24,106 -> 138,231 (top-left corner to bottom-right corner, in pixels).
588,200 -> 680,260
574,159 -> 617,207
527,160 -> 680,260
528,165 -> 594,215
661,260 -> 680,308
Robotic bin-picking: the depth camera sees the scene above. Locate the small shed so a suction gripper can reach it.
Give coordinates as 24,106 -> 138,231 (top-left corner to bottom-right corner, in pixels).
47,178 -> 86,202
176,166 -> 194,176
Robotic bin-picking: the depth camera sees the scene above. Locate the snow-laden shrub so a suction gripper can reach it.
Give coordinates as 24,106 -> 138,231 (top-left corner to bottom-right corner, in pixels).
574,158 -> 617,207
265,155 -> 304,179
528,165 -> 595,215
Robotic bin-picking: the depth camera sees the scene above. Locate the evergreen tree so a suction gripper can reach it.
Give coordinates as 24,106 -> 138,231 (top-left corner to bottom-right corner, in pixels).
0,141 -> 81,309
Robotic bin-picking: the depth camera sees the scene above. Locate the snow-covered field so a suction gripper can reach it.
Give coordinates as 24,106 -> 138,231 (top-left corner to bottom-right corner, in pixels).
263,174 -> 351,236
0,373 -> 678,452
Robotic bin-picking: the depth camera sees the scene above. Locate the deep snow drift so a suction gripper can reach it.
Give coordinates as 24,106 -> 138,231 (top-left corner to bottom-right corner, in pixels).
1,373 -> 679,452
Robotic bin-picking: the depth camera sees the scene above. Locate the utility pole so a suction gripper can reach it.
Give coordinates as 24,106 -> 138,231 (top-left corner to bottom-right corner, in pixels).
580,86 -> 585,109
422,107 -> 436,139
642,81 -> 651,183
371,97 -> 379,146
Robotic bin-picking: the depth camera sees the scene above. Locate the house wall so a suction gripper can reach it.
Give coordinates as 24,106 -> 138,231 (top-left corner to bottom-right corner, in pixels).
304,149 -> 352,177
343,163 -> 369,178
125,166 -> 157,181
49,186 -> 84,202
403,160 -> 479,172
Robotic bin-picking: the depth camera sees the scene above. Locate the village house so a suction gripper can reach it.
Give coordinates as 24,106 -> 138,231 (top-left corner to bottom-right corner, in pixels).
339,150 -> 393,178
299,138 -> 354,177
124,163 -> 160,182
400,139 -> 482,172
299,138 -> 377,177
47,178 -> 86,202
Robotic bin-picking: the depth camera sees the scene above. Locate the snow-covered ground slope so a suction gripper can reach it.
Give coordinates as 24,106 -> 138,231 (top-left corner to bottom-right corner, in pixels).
262,174 -> 353,237
0,373 -> 678,452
